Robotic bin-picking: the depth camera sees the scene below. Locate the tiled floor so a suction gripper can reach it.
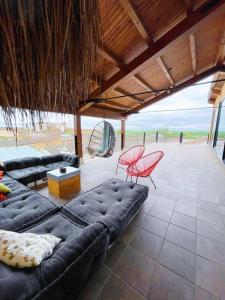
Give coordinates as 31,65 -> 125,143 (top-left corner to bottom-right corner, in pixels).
36,143 -> 225,300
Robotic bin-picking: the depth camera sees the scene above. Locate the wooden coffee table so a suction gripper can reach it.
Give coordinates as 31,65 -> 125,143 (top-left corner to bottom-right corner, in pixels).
47,166 -> 81,198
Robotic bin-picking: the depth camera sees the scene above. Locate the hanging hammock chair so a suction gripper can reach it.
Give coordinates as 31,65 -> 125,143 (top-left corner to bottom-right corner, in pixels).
87,121 -> 116,157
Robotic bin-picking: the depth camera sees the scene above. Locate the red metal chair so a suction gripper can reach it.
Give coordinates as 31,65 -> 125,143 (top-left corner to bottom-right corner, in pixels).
126,151 -> 164,188
116,145 -> 145,174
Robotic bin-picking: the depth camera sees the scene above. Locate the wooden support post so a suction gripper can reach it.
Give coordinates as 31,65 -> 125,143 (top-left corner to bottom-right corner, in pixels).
74,115 -> 83,159
121,119 -> 126,150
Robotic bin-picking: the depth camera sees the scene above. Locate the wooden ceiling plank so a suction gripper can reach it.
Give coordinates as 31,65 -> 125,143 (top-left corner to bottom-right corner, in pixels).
214,18 -> 225,65
119,0 -> 152,45
98,101 -> 131,111
97,45 -> 124,68
185,0 -> 193,15
114,87 -> 145,103
79,1 -> 225,112
157,57 -> 175,86
127,64 -> 225,113
189,33 -> 197,75
133,74 -> 159,95
88,2 -> 225,98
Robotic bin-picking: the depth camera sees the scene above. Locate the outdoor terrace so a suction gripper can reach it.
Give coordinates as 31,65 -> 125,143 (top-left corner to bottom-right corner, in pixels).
36,143 -> 225,300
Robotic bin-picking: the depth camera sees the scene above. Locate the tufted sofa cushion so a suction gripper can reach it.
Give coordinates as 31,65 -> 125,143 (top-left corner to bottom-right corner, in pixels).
63,179 -> 149,243
0,175 -> 13,182
41,154 -> 80,170
0,213 -> 109,300
1,179 -> 30,198
6,166 -> 49,185
40,154 -> 63,165
0,191 -> 59,231
3,157 -> 41,171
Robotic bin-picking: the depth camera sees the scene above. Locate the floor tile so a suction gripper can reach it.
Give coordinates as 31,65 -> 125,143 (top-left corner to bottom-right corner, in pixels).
197,209 -> 224,227
148,264 -> 194,300
166,224 -> 196,253
171,211 -> 197,232
197,235 -> 225,266
155,197 -> 176,210
195,287 -> 219,300
114,246 -> 155,296
139,214 -> 169,238
197,219 -> 225,244
131,227 -> 163,260
149,204 -> 173,222
105,240 -> 126,269
78,265 -> 111,300
175,203 -> 197,218
98,273 -> 146,300
197,200 -> 221,214
196,256 -> 225,300
158,241 -> 196,282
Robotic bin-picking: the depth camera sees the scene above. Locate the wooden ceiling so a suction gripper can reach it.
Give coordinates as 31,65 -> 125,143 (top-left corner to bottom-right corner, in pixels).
208,71 -> 225,103
79,0 -> 225,119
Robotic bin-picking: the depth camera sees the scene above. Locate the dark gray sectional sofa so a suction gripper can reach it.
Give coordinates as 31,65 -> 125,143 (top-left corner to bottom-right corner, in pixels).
2,154 -> 80,185
0,173 -> 149,300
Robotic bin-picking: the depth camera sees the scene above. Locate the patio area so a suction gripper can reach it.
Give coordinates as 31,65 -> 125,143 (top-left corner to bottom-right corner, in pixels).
61,143 -> 225,300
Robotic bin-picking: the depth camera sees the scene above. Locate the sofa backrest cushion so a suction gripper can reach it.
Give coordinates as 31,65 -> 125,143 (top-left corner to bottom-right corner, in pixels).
41,154 -> 63,165
3,157 -> 41,171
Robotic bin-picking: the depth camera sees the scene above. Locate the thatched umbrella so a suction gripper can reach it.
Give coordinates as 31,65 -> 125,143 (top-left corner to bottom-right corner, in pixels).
0,0 -> 100,128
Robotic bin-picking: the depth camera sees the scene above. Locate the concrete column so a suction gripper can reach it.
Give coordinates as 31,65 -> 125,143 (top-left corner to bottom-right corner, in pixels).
74,115 -> 83,159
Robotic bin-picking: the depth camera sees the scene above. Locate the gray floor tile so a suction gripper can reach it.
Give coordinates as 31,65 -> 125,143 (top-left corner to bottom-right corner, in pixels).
139,214 -> 169,238
197,200 -> 221,214
114,246 -> 155,296
148,264 -> 194,300
175,203 -> 197,218
155,197 -> 176,210
197,209 -> 224,227
166,224 -> 196,253
159,241 -> 196,282
131,227 -> 163,259
171,211 -> 197,232
105,240 -> 126,269
78,265 -> 111,300
149,204 -> 173,222
196,256 -> 225,300
195,287 -> 219,300
98,273 -> 146,300
197,235 -> 225,266
197,219 -> 225,244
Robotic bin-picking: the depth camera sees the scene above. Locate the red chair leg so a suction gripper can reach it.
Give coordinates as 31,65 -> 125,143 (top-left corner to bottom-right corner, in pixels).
148,175 -> 156,189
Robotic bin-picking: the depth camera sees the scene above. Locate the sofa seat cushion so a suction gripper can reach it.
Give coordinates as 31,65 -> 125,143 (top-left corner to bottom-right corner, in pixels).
45,161 -> 72,170
0,213 -> 109,300
0,192 -> 58,231
0,175 -> 13,182
63,179 -> 149,243
6,166 -> 49,184
0,179 -> 30,199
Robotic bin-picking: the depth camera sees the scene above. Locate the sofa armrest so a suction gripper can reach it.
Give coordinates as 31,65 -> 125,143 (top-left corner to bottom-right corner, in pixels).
63,154 -> 80,168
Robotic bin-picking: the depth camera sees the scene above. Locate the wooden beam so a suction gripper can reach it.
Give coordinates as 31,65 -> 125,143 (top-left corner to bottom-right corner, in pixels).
102,101 -> 132,111
127,64 -> 225,113
121,119 -> 126,150
97,45 -> 124,68
189,33 -> 197,75
119,0 -> 151,45
185,0 -> 193,15
157,57 -> 175,86
215,18 -> 225,64
133,74 -> 159,95
87,1 -> 225,101
114,87 -> 145,103
79,105 -> 125,120
74,115 -> 83,159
